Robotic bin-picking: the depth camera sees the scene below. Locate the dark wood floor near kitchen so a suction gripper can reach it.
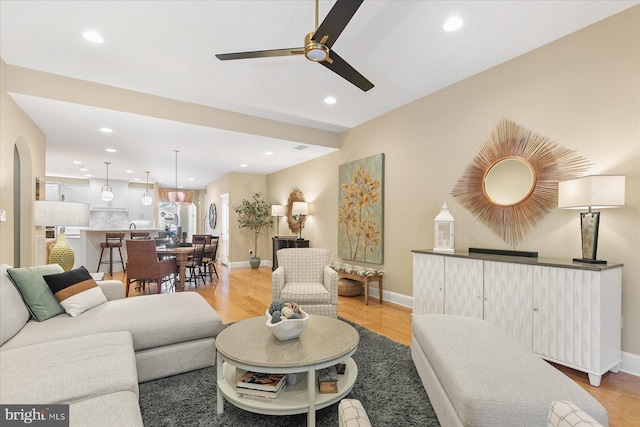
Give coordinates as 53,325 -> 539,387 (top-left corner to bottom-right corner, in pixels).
113,263 -> 639,427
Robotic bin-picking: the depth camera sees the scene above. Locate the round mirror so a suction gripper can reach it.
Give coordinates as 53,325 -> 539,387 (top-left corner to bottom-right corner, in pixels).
483,157 -> 536,206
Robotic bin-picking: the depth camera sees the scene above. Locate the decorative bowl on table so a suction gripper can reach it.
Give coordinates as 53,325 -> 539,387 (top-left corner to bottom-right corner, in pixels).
265,308 -> 309,341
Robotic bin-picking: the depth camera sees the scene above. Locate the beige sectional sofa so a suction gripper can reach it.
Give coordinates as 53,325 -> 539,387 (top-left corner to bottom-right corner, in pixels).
0,264 -> 223,426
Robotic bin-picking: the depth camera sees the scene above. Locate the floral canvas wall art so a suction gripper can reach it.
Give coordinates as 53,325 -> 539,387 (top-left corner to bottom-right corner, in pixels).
338,153 -> 384,264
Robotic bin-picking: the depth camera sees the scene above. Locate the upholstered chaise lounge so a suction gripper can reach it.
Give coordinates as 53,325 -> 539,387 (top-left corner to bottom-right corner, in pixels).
411,314 -> 608,426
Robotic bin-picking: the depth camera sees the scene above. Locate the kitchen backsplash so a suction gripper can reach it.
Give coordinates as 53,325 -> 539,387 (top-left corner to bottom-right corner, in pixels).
90,211 -> 153,229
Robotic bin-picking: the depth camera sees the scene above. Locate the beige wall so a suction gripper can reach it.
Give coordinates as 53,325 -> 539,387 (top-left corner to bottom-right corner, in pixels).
207,172 -> 269,263
0,59 -> 47,267
267,7 -> 640,355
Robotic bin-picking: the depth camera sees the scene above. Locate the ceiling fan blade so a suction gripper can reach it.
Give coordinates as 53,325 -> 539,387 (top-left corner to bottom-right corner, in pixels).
216,48 -> 304,61
312,0 -> 364,48
320,50 -> 373,92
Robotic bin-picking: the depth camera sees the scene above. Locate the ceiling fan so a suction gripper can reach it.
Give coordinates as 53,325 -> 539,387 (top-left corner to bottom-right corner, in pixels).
215,0 -> 374,92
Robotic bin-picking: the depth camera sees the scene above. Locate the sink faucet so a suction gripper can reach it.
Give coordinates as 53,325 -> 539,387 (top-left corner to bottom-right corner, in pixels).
129,223 -> 136,230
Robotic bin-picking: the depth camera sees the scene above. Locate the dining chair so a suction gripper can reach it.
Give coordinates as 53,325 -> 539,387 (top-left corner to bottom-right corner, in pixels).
186,237 -> 207,286
125,239 -> 177,296
193,234 -> 218,279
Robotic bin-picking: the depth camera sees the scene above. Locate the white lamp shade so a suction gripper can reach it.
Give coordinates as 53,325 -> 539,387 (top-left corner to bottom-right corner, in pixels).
141,192 -> 153,206
100,187 -> 114,202
34,201 -> 90,226
558,175 -> 625,209
292,202 -> 309,216
271,205 -> 286,216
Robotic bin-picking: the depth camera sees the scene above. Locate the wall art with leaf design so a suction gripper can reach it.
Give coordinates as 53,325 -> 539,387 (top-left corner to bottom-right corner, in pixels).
338,153 -> 384,264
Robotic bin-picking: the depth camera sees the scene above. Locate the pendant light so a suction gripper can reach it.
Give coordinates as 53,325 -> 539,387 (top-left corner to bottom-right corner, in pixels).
100,162 -> 114,202
168,150 -> 184,203
141,171 -> 153,206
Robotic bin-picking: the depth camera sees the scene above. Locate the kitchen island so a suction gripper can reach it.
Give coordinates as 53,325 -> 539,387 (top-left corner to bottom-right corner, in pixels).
79,229 -> 162,274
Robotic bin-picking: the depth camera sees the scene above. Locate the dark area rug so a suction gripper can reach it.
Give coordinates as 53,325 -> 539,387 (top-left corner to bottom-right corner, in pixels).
139,320 -> 439,426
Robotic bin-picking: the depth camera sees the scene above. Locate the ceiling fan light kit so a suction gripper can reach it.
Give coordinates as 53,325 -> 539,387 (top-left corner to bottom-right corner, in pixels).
215,0 -> 373,92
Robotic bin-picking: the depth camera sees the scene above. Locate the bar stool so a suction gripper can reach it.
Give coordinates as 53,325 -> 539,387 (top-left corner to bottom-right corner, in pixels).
97,232 -> 125,276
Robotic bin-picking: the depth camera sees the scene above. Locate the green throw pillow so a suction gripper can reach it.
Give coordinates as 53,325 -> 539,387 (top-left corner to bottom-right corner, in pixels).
7,264 -> 66,321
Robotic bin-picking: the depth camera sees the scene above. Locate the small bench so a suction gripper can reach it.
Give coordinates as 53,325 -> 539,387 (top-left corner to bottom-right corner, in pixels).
411,315 -> 608,426
330,262 -> 384,305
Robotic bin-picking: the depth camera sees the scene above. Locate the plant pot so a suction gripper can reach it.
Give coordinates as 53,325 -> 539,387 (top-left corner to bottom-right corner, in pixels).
249,257 -> 261,269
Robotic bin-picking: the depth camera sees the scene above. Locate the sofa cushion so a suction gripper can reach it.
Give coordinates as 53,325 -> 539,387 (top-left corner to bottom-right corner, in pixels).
70,391 -> 143,427
6,264 -> 65,321
412,315 -> 608,426
43,266 -> 107,316
1,292 -> 223,352
0,265 -> 31,346
0,331 -> 138,404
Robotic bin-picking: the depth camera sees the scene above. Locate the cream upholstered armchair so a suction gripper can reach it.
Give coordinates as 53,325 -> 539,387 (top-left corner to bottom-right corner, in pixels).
272,248 -> 338,318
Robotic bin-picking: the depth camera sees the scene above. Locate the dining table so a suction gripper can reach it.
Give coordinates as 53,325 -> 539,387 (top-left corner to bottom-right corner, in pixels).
156,245 -> 209,290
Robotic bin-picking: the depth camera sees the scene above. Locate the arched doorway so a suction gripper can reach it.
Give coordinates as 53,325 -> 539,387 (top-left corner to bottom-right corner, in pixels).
13,137 -> 34,267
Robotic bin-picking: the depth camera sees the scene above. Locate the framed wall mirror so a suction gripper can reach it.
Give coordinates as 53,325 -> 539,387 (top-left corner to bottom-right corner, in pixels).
451,119 -> 591,248
286,189 -> 306,234
483,156 -> 536,207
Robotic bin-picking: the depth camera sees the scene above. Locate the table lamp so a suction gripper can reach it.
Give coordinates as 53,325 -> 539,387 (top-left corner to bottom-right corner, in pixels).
271,205 -> 286,237
558,175 -> 625,264
292,202 -> 309,240
34,201 -> 90,270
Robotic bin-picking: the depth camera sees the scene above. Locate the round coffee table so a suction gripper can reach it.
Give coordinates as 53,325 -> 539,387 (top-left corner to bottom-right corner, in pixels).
216,315 -> 359,426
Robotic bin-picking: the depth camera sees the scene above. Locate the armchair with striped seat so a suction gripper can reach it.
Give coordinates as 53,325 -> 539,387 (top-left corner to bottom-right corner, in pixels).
272,248 -> 338,318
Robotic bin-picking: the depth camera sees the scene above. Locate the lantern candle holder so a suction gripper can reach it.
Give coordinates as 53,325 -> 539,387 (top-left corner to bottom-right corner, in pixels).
434,201 -> 455,254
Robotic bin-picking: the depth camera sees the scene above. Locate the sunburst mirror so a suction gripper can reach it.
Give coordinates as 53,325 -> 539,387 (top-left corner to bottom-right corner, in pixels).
286,189 -> 307,234
451,118 -> 591,248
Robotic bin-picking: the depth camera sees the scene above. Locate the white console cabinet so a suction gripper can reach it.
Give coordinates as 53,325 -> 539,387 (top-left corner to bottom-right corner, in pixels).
412,250 -> 622,386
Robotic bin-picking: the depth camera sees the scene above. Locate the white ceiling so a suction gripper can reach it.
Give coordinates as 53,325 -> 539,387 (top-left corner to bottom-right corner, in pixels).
1,0 -> 637,189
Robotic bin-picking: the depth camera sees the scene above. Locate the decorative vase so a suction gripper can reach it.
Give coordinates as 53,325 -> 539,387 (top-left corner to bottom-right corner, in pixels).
49,233 -> 75,271
249,257 -> 261,269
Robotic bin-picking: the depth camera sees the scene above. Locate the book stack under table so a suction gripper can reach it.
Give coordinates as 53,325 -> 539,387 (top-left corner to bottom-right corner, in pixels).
236,372 -> 286,399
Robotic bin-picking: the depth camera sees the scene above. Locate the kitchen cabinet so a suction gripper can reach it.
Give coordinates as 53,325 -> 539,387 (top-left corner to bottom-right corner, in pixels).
128,187 -> 154,221
89,179 -> 128,210
412,250 -> 622,386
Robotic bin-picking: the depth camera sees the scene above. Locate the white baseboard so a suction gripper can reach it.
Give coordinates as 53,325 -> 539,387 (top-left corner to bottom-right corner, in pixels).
620,351 -> 640,377
366,286 -> 413,309
228,260 -> 272,269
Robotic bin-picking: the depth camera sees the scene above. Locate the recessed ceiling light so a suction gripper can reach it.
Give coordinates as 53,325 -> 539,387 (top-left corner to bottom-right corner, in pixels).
178,185 -> 184,189
85,174 -> 92,177
125,170 -> 133,173
188,178 -> 195,181
443,16 -> 463,32
265,151 -> 274,156
324,96 -> 337,105
83,31 -> 104,44
240,164 -> 248,168
99,127 -> 113,133
79,167 -> 87,172
133,178 -> 140,181
106,148 -> 117,153
73,160 -> 82,164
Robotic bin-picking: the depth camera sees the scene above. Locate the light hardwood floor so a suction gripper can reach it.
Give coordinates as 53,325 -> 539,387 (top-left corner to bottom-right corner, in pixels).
114,263 -> 639,427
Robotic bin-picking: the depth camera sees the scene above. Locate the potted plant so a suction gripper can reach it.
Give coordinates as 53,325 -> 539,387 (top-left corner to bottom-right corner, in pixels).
234,192 -> 272,269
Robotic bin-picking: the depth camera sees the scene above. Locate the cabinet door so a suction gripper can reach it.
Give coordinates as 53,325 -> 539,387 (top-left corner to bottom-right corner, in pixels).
444,257 -> 483,318
533,266 -> 601,371
59,184 -> 77,202
484,261 -> 533,350
90,180 -> 128,210
412,253 -> 444,315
